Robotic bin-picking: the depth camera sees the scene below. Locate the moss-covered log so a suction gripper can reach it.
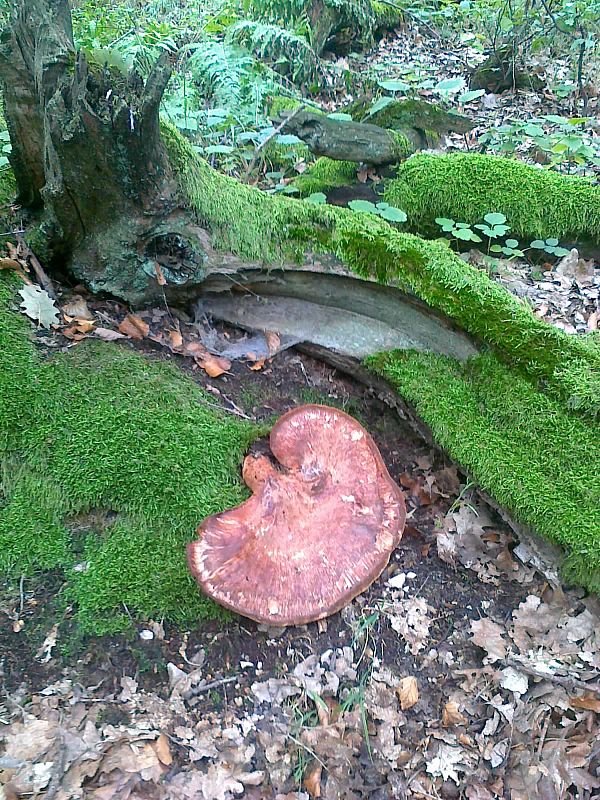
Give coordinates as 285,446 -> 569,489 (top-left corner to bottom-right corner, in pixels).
282,110 -> 417,165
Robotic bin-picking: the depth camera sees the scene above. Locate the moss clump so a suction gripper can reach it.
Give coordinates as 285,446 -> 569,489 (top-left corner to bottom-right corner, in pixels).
293,157 -> 359,197
345,98 -> 472,135
0,275 -> 259,633
368,349 -> 600,591
385,152 -> 600,244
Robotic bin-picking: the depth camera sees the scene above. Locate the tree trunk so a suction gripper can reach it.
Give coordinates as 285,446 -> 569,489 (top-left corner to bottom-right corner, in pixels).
0,0 -> 206,303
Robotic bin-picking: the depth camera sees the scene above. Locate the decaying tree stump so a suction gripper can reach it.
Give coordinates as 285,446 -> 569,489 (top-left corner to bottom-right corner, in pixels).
0,0 -> 206,301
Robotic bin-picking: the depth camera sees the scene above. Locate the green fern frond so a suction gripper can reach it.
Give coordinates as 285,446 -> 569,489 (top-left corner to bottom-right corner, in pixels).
187,39 -> 257,108
228,19 -> 320,81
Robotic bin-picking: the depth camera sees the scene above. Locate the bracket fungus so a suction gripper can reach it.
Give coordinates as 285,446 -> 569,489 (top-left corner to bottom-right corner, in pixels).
188,404 -> 406,626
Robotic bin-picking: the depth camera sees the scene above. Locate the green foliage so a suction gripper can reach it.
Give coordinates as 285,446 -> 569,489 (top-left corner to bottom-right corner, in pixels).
349,200 -> 408,222
228,19 -> 320,81
0,275 -> 259,633
480,116 -> 600,176
530,238 -> 571,257
368,349 -> 600,593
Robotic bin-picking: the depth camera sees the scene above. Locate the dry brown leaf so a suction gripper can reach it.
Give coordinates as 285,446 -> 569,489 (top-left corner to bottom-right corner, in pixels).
249,358 -> 266,371
198,354 -> 231,378
153,732 -> 173,765
470,618 -> 508,663
587,310 -> 599,331
570,694 -> 600,713
62,326 -> 88,341
63,295 -> 94,320
397,676 -> 419,710
265,330 -> 281,356
94,327 -> 127,341
168,329 -> 184,351
118,313 -> 150,340
303,761 -> 322,797
184,340 -> 208,358
442,700 -> 468,727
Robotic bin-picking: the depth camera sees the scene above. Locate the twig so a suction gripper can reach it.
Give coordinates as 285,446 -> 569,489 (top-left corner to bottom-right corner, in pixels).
183,675 -> 238,700
246,104 -> 306,177
504,657 -> 600,694
18,575 -> 24,616
16,235 -> 57,299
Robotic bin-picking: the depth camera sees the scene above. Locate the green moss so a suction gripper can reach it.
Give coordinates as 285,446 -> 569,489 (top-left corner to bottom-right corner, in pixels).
346,98 -> 472,136
0,274 -> 259,633
293,157 -> 359,197
371,0 -> 403,28
368,349 -> 600,591
385,152 -> 600,243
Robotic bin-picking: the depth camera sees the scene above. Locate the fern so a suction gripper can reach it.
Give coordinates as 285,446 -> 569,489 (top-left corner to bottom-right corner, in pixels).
187,39 -> 257,108
228,20 -> 320,81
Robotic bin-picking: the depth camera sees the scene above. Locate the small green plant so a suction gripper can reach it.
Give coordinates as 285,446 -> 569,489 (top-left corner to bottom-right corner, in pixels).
348,199 -> 408,223
529,238 -> 571,257
490,238 -> 524,257
435,217 -> 482,242
474,212 -> 510,239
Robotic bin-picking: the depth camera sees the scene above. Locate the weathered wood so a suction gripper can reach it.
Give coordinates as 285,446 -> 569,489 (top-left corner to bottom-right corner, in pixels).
282,110 -> 422,165
0,0 -> 206,302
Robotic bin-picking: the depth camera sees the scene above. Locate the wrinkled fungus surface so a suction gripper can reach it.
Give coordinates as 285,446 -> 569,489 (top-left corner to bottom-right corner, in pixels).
188,404 -> 406,625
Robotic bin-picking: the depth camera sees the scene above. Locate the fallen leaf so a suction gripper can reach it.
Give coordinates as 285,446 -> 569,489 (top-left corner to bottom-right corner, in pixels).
587,310 -> 598,331
35,624 -> 58,663
249,358 -> 266,371
19,284 -> 60,328
118,313 -> 150,339
442,700 -> 467,727
265,331 -> 281,356
168,329 -> 184,350
397,676 -> 419,710
470,618 -> 508,663
303,761 -> 322,797
154,261 -> 167,286
153,733 -> 173,766
94,327 -> 127,341
198,353 -> 231,378
570,694 -> 600,713
63,295 -> 94,320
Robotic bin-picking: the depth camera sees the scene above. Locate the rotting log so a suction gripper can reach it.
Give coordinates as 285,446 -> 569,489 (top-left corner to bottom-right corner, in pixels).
281,110 -> 419,165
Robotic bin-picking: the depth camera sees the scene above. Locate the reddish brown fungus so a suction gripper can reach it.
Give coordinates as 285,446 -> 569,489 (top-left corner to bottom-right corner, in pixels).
187,404 -> 406,625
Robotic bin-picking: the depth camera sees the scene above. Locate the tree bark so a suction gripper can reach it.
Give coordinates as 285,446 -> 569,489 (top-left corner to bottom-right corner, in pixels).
0,0 -> 206,302
282,110 -> 422,165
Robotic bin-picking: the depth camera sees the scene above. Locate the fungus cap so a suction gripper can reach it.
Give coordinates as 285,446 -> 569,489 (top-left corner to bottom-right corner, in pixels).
188,404 -> 406,625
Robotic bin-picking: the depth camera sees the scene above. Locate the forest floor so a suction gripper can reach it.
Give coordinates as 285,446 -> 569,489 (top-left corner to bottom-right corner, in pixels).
1,18 -> 600,800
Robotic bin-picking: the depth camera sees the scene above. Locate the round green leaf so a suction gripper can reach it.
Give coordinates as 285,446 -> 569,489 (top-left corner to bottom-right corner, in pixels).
306,192 -> 327,205
483,212 -> 507,225
505,239 -> 519,248
546,238 -> 559,247
379,206 -> 407,223
377,80 -> 410,93
530,240 -> 546,249
348,199 -> 378,213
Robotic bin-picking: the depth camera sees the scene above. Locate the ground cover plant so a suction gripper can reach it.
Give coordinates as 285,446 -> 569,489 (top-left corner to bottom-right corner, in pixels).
0,274 -> 259,633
